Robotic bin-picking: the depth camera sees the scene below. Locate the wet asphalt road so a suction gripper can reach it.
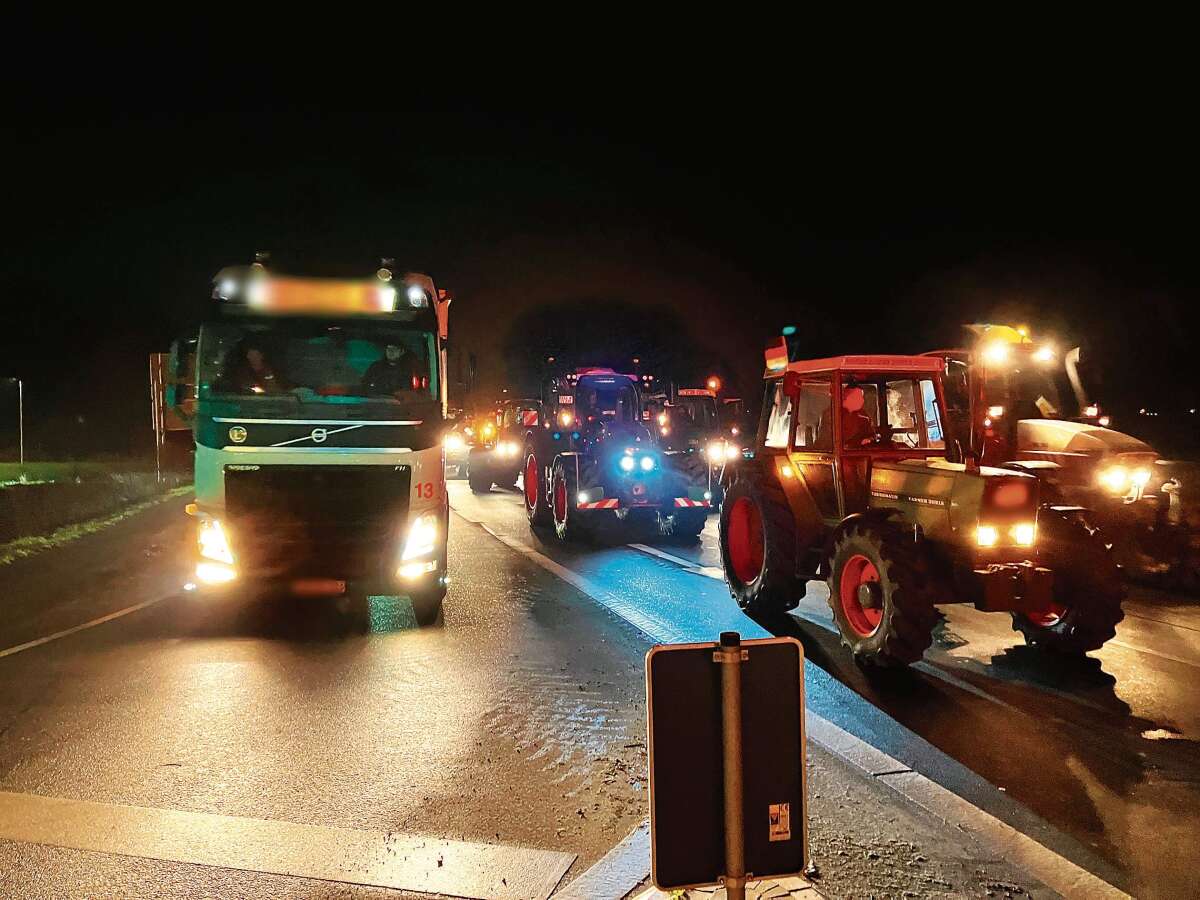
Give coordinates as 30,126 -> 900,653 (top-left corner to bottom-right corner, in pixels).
449,481 -> 1200,900
0,480 -> 1195,898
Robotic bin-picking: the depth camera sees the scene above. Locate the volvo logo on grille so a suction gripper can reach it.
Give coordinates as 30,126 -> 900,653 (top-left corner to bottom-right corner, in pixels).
311,428 -> 328,443
228,426 -> 248,444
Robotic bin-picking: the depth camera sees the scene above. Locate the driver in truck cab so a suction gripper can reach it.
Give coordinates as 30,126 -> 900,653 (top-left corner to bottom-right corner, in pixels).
362,342 -> 424,397
222,341 -> 290,395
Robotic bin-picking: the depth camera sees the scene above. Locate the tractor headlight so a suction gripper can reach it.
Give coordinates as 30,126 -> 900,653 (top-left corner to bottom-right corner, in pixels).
706,441 -> 725,460
443,433 -> 465,452
198,518 -> 234,565
640,455 -> 656,472
619,455 -> 636,473
401,513 -> 438,561
1011,522 -> 1037,547
1131,468 -> 1151,488
1098,465 -> 1129,493
725,444 -> 740,460
976,525 -> 999,548
982,342 -> 1010,366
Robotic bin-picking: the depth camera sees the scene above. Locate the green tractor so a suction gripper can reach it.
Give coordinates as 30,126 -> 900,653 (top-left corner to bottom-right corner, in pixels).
718,342 -> 1124,668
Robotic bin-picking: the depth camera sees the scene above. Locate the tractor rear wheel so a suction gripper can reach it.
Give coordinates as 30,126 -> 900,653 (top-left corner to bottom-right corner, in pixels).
827,525 -> 937,667
1012,509 -> 1125,653
551,459 -> 587,542
719,470 -> 800,617
524,450 -> 552,527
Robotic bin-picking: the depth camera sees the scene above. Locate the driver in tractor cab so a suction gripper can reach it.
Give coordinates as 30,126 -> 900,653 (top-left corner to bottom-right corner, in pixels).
842,386 -> 874,447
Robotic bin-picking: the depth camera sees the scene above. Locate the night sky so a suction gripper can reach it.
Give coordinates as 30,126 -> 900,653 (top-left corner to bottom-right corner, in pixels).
5,67 -> 1198,457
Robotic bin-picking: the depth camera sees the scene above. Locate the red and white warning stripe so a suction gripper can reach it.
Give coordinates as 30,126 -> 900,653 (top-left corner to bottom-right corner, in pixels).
673,497 -> 710,508
577,498 -> 620,510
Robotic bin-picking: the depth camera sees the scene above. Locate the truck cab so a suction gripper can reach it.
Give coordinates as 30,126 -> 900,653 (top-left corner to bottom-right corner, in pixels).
176,260 -> 452,623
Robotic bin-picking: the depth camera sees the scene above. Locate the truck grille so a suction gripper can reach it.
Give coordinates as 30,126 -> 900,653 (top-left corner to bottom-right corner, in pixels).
223,465 -> 410,579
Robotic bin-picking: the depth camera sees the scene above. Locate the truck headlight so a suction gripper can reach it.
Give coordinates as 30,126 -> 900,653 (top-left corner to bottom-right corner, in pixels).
401,513 -> 438,561
1098,465 -> 1129,493
976,525 -> 999,548
198,519 -> 234,565
1011,522 -> 1036,547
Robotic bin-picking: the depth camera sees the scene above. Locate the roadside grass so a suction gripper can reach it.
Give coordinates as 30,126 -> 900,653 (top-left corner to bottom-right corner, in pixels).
0,485 -> 192,566
0,461 -> 135,485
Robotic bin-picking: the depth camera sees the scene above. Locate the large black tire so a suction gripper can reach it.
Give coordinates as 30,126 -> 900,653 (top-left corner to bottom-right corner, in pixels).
523,449 -> 552,526
1012,509 -> 1125,653
826,525 -> 938,667
551,458 -> 587,542
468,463 -> 493,494
719,469 -> 800,617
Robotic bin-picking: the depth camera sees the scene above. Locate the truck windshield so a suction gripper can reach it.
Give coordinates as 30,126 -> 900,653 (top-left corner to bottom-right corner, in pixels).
198,320 -> 437,407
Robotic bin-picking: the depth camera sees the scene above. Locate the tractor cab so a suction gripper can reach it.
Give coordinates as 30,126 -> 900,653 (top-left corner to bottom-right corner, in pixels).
758,347 -> 948,523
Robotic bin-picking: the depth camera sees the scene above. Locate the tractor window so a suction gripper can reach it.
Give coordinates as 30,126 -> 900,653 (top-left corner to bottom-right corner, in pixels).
793,380 -> 833,451
920,379 -> 944,447
885,380 -> 922,448
764,382 -> 793,449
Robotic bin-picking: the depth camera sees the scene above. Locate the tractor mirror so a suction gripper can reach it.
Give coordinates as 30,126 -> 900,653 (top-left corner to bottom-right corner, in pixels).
782,371 -> 802,396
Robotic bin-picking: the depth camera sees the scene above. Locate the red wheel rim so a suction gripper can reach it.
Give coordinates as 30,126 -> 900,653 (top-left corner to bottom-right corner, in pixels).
524,455 -> 538,509
839,553 -> 883,638
553,475 -> 567,524
727,496 -> 764,584
1026,601 -> 1068,627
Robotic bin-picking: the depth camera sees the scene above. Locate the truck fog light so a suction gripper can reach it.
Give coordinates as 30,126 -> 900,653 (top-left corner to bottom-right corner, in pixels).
976,525 -> 999,548
397,560 -> 437,580
196,561 -> 237,584
198,519 -> 234,565
1011,522 -> 1036,547
401,513 -> 438,561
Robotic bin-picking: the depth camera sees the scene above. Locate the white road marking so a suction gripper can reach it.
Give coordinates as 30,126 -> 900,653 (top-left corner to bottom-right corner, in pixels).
458,502 -> 1131,899
626,543 -> 724,580
0,791 -> 573,900
0,595 -> 172,661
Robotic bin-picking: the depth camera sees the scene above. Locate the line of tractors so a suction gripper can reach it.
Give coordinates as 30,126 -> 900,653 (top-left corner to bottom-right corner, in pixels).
448,325 -> 1197,669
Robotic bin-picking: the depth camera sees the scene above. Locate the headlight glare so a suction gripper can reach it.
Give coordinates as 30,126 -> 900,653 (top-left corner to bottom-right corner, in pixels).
402,513 -> 438,561
640,455 -> 655,472
619,455 -> 636,473
1098,465 -> 1129,493
198,519 -> 234,565
1011,522 -> 1036,546
976,525 -> 999,548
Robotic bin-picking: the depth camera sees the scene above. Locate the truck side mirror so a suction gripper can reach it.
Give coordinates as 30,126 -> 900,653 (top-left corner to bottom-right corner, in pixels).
165,338 -> 197,425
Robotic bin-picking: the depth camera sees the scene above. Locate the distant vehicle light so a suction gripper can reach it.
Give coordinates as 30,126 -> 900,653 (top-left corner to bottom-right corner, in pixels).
660,426 -> 670,436
707,441 -> 725,460
401,513 -> 438,561
198,518 -> 234,565
640,455 -> 655,472
443,433 -> 465,452
1098,415 -> 1111,427
406,284 -> 426,307
560,411 -> 574,428
976,525 -> 999,548
620,455 -> 636,473
704,490 -> 713,500
780,465 -> 794,479
1084,404 -> 1099,418
730,426 -> 739,436
657,412 -> 668,427
1098,465 -> 1129,493
481,422 -> 496,439
195,561 -> 237,585
1033,344 -> 1055,363
725,444 -> 739,460
706,376 -> 721,392
981,342 -> 1010,366
218,278 -> 238,300
1011,523 -> 1036,547
987,405 -> 1005,418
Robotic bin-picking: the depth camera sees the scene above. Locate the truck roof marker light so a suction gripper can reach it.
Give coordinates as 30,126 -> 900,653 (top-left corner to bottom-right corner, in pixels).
406,284 -> 427,307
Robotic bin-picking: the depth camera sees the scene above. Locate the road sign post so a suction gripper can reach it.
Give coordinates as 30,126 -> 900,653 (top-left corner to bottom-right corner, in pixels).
646,632 -> 806,894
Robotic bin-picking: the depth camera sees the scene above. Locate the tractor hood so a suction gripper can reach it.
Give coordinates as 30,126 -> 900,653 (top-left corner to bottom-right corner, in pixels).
1016,419 -> 1155,457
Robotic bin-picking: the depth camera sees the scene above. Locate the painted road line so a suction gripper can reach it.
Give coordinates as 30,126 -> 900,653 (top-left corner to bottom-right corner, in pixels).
0,595 -> 173,661
626,543 -> 724,580
0,791 -> 574,900
462,512 -> 1130,899
554,821 -> 649,899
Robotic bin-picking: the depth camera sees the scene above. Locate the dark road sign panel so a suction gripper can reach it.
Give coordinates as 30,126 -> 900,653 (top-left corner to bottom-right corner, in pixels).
646,636 -> 806,890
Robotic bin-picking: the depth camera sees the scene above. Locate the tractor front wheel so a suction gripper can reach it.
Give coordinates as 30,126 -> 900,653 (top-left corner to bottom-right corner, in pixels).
551,459 -> 587,542
524,451 -> 552,527
719,471 -> 800,617
1012,509 -> 1125,653
827,525 -> 937,667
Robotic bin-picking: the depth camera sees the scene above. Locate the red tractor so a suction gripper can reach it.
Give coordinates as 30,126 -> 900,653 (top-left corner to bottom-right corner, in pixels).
719,341 -> 1124,668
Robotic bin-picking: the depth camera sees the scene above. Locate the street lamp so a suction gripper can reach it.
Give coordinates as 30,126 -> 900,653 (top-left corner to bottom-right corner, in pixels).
4,378 -> 21,470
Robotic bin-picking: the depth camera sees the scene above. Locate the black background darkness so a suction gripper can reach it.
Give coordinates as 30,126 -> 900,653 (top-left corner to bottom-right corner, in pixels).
3,54 -> 1198,457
